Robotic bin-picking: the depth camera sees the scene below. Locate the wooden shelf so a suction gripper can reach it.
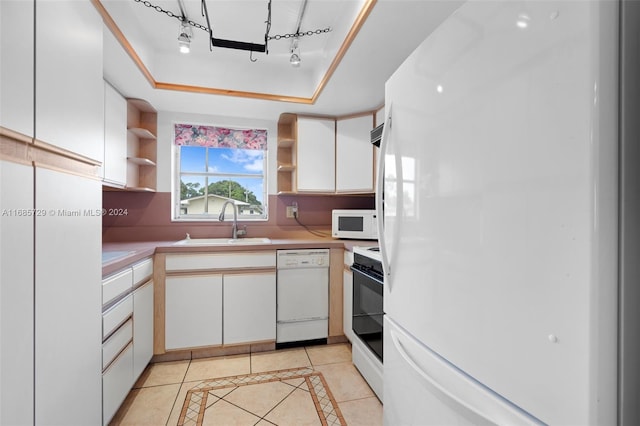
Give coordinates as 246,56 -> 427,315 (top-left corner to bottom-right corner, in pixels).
278,138 -> 295,148
277,113 -> 297,194
126,98 -> 157,192
128,127 -> 156,139
277,164 -> 295,172
127,157 -> 156,166
125,186 -> 156,193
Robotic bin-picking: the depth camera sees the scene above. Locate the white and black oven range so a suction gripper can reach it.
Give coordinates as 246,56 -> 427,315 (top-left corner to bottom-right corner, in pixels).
351,246 -> 384,362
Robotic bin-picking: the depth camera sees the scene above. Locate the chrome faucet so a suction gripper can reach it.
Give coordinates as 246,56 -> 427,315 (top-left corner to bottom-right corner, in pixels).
218,200 -> 246,239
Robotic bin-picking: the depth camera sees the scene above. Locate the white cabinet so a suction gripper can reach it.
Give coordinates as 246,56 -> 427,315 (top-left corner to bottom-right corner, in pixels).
336,115 -> 375,193
101,258 -> 153,425
165,274 -> 223,349
35,0 -> 103,161
103,82 -> 127,187
277,113 -> 376,194
0,161 -> 34,426
0,0 -> 34,137
35,167 -> 102,425
133,280 -> 154,380
103,342 -> 134,426
223,273 -> 276,345
162,252 -> 277,352
296,117 -> 335,192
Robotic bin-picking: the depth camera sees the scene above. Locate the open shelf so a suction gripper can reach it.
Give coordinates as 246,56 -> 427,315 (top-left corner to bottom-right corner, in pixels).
277,113 -> 297,194
127,157 -> 157,166
126,98 -> 157,192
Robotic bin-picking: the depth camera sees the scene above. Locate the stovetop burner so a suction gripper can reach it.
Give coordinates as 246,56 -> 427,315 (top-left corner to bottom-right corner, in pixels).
353,246 -> 381,261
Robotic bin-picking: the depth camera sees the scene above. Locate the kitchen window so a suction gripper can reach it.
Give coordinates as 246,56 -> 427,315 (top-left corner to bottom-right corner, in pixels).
173,123 -> 268,221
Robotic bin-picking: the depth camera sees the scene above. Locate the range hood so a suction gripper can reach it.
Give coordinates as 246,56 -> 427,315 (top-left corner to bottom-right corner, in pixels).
370,123 -> 384,147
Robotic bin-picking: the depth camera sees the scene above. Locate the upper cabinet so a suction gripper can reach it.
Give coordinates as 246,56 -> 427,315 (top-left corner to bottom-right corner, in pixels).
126,99 -> 157,192
35,0 -> 104,162
277,112 -> 375,195
297,117 -> 336,193
103,82 -> 127,187
336,115 -> 375,193
0,0 -> 34,138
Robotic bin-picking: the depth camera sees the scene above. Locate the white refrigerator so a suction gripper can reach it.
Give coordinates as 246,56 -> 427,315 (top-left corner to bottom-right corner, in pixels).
378,1 -> 630,424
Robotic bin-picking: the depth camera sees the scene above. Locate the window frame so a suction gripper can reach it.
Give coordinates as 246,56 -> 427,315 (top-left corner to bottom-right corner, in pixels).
171,122 -> 269,222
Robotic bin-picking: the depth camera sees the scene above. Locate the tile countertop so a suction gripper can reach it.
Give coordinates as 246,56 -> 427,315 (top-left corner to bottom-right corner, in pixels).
102,238 -> 378,277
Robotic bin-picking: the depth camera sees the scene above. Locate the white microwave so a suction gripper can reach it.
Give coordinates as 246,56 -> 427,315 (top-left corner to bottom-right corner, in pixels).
332,209 -> 378,240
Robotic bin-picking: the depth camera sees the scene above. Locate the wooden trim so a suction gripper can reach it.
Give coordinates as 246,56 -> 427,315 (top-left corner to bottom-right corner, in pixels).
165,267 -> 276,277
154,81 -> 315,104
93,0 -> 377,105
328,247 -> 345,338
91,0 -> 156,88
0,127 -> 32,166
336,110 -> 376,121
311,0 -> 378,103
153,253 -> 166,355
1,126 -> 101,179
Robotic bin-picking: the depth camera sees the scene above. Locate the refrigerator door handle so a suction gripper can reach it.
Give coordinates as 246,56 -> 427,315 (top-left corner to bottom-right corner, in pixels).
389,327 -> 542,426
376,103 -> 392,282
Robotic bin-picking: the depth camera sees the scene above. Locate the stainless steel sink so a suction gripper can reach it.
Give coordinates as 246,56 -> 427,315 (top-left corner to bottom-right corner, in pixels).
173,237 -> 272,246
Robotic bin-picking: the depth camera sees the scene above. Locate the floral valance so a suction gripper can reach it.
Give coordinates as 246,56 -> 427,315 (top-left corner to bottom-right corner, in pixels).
174,124 -> 267,150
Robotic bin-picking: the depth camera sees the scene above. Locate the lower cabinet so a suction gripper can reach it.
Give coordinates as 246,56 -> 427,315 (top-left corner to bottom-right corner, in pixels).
163,252 -> 277,352
165,274 -> 223,350
223,273 -> 276,345
133,280 -> 154,379
101,258 -> 154,425
165,272 -> 276,350
103,342 -> 134,425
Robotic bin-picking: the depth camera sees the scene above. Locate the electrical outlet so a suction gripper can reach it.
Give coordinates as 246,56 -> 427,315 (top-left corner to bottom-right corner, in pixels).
286,203 -> 298,218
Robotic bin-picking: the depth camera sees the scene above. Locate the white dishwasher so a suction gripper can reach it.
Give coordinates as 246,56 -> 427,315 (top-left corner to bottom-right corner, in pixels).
276,249 -> 330,344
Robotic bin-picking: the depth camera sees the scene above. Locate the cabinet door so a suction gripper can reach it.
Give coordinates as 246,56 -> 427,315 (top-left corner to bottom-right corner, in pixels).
297,117 -> 335,192
0,0 -> 34,137
0,161 -> 34,425
103,82 -> 127,186
35,0 -> 103,161
165,274 -> 222,349
35,167 -> 102,425
336,115 -> 374,192
133,280 -> 154,380
223,272 -> 276,345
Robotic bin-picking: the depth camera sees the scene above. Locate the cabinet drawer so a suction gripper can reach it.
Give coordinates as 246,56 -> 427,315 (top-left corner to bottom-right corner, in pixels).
102,319 -> 133,370
102,342 -> 133,426
166,251 -> 276,271
132,258 -> 153,286
102,268 -> 133,306
103,294 -> 133,339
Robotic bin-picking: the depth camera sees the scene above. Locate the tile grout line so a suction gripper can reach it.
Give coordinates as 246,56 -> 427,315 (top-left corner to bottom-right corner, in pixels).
164,357 -> 193,426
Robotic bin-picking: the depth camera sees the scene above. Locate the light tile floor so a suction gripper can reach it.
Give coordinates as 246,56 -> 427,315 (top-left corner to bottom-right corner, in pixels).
110,343 -> 382,426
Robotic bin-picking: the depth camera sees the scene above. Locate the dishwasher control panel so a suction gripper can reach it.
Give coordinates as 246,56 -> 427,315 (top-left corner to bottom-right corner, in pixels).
276,249 -> 330,269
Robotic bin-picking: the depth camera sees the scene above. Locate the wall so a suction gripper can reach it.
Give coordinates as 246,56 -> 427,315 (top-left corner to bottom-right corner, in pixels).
103,109 -> 375,241
103,192 -> 374,241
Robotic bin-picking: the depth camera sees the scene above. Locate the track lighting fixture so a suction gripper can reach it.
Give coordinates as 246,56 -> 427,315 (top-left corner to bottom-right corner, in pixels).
290,37 -> 301,67
177,23 -> 191,53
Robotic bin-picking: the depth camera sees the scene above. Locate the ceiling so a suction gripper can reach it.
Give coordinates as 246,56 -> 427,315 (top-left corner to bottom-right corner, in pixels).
98,0 -> 464,121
